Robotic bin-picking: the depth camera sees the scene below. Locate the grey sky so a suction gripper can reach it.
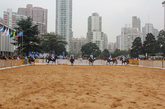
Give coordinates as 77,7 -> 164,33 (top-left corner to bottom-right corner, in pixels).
0,0 -> 164,42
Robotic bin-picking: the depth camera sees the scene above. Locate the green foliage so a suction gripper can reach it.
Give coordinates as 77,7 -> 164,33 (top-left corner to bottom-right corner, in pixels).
81,42 -> 101,57
143,33 -> 157,56
130,37 -> 143,58
157,30 -> 165,56
15,17 -> 40,56
112,49 -> 130,57
40,33 -> 67,55
100,49 -> 110,58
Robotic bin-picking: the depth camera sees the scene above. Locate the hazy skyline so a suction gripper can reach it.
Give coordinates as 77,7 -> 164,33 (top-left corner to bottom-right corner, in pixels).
0,0 -> 164,42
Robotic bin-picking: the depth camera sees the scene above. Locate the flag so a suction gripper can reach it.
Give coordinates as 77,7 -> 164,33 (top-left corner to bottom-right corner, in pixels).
15,32 -> 23,38
2,29 -> 7,36
10,30 -> 15,38
6,28 -> 9,36
0,26 -> 4,32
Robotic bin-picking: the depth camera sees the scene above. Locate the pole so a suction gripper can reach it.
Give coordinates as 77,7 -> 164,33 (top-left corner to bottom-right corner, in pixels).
22,33 -> 23,56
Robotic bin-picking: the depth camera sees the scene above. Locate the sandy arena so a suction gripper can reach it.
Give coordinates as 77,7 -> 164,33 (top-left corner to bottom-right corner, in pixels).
0,65 -> 165,109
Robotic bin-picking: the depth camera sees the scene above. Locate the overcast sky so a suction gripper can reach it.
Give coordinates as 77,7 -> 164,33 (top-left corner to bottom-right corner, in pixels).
0,0 -> 164,42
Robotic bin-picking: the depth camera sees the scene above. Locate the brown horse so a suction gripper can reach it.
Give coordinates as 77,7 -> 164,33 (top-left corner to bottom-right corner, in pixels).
120,57 -> 129,65
88,57 -> 95,66
70,56 -> 75,66
28,57 -> 35,64
106,58 -> 118,65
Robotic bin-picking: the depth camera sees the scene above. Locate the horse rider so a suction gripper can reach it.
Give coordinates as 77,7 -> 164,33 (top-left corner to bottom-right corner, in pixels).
109,55 -> 112,61
90,54 -> 94,60
122,55 -> 126,62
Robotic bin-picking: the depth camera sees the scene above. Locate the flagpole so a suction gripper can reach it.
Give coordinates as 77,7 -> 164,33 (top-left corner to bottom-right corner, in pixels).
22,33 -> 23,56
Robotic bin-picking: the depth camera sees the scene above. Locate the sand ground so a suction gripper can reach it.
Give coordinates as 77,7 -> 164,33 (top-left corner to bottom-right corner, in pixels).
0,65 -> 165,109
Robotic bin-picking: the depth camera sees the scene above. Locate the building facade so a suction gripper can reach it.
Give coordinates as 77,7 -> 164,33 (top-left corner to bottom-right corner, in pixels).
3,9 -> 27,28
0,22 -> 15,56
18,4 -> 48,34
120,27 -> 141,50
56,0 -> 73,52
142,23 -> 159,41
72,37 -> 87,54
116,35 -> 121,50
132,16 -> 141,32
108,42 -> 116,53
87,13 -> 108,51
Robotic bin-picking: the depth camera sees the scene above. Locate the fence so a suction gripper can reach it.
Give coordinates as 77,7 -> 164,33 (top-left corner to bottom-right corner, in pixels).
129,60 -> 165,69
0,59 -> 24,68
0,59 -> 165,69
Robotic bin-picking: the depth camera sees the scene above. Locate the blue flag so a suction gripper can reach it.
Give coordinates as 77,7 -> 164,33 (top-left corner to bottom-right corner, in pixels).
0,26 -> 4,32
18,32 -> 23,37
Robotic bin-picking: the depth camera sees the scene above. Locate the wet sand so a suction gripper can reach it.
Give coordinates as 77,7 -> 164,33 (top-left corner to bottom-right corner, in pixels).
0,65 -> 165,109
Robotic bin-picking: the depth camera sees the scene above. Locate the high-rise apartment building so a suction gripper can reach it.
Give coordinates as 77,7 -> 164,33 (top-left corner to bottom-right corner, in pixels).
132,16 -> 141,32
142,23 -> 159,41
108,42 -> 116,52
87,13 -> 108,51
116,35 -> 121,50
56,0 -> 73,52
0,23 -> 15,56
18,4 -> 48,34
72,37 -> 87,54
3,9 -> 27,28
0,17 -> 3,24
120,27 -> 141,51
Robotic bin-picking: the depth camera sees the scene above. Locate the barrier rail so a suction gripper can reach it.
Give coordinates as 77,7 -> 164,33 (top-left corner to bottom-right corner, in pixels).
129,60 -> 165,69
0,59 -> 24,68
0,59 -> 165,69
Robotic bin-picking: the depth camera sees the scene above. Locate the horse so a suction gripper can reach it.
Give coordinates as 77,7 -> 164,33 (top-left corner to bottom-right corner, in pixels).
28,57 -> 35,64
88,57 -> 95,66
106,58 -> 118,65
46,56 -> 57,64
70,56 -> 75,66
120,57 -> 129,65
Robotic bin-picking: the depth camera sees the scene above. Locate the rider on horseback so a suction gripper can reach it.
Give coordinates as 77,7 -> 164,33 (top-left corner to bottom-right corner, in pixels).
109,55 -> 112,61
70,55 -> 75,66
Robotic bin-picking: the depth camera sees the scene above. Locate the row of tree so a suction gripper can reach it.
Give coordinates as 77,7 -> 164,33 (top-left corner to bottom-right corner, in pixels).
15,17 -> 165,58
130,31 -> 165,58
15,18 -> 67,56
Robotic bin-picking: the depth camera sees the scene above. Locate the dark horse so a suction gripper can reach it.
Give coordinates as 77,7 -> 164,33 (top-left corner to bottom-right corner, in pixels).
88,57 -> 95,66
120,57 -> 129,65
70,56 -> 75,66
46,56 -> 57,64
28,57 -> 35,64
106,58 -> 118,65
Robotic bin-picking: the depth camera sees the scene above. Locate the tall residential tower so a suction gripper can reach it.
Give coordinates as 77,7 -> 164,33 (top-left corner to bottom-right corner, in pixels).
56,0 -> 73,52
87,13 -> 108,51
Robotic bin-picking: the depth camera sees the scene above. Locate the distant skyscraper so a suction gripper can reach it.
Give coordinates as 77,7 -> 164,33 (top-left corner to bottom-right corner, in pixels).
18,4 -> 48,34
3,9 -> 27,28
120,26 -> 141,51
56,0 -> 73,52
142,23 -> 159,41
132,16 -> 141,32
116,35 -> 121,50
162,1 -> 165,30
72,37 -> 87,53
87,13 -> 107,51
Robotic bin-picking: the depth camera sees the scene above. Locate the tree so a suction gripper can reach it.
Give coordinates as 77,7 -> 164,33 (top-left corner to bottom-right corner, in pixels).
100,49 -> 110,58
112,49 -> 130,57
15,17 -> 40,56
130,37 -> 143,58
143,33 -> 157,56
81,42 -> 101,57
40,33 -> 67,55
157,30 -> 165,56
